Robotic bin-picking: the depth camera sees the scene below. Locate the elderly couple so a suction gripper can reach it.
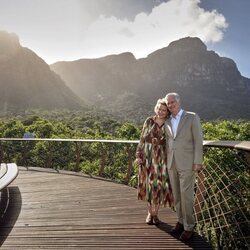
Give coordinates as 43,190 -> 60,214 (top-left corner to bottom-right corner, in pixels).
136,92 -> 203,241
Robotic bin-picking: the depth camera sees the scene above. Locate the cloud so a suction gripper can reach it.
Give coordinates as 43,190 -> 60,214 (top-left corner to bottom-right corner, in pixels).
80,0 -> 228,58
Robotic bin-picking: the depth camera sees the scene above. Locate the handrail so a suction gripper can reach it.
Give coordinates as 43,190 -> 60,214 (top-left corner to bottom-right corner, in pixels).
0,138 -> 140,144
203,140 -> 250,152
0,138 -> 250,151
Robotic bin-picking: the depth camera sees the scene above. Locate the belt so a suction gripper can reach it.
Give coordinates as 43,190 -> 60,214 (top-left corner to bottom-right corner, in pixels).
143,137 -> 166,145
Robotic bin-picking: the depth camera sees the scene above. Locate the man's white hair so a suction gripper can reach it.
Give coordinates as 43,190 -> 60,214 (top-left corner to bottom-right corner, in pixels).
165,92 -> 181,103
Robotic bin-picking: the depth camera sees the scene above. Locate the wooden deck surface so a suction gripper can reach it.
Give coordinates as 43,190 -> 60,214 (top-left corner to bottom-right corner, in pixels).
0,167 -> 211,249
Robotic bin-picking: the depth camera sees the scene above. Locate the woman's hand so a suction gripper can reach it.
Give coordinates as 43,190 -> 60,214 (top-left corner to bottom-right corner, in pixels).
135,151 -> 144,165
136,158 -> 143,165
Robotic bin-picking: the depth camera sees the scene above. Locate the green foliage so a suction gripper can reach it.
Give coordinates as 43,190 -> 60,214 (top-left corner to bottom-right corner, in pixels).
202,120 -> 250,140
27,118 -> 54,138
116,122 -> 140,140
80,160 -> 100,176
0,120 -> 25,137
0,116 -> 248,175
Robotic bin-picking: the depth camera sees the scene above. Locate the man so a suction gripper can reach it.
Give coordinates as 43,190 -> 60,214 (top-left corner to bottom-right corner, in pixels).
165,93 -> 203,241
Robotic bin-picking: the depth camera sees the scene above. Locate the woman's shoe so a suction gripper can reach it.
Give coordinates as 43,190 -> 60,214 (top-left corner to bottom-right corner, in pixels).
146,214 -> 153,225
153,215 -> 160,225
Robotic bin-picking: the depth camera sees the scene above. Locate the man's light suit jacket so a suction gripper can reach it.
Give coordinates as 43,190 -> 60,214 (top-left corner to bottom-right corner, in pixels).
165,111 -> 203,170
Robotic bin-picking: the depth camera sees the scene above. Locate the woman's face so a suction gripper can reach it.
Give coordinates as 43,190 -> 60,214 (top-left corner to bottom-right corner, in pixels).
156,104 -> 169,119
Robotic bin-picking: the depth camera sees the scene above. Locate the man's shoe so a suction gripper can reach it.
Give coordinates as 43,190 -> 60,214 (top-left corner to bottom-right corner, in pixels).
179,230 -> 194,241
171,222 -> 184,234
152,215 -> 160,225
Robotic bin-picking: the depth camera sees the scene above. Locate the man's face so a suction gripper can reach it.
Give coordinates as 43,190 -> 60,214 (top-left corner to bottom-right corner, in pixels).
166,95 -> 180,116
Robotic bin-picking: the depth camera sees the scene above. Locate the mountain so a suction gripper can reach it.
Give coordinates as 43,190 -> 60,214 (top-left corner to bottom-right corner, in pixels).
0,31 -> 84,113
51,37 -> 250,122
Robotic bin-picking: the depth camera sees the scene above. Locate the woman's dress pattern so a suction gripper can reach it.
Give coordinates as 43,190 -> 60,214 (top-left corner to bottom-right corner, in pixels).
136,116 -> 173,207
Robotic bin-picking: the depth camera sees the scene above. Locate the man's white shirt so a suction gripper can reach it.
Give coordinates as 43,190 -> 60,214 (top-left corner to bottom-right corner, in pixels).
170,109 -> 184,138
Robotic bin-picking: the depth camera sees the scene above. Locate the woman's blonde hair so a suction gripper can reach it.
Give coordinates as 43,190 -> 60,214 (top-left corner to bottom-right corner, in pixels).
154,98 -> 168,114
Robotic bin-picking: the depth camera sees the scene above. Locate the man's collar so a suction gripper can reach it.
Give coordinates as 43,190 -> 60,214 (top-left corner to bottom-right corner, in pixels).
171,109 -> 183,119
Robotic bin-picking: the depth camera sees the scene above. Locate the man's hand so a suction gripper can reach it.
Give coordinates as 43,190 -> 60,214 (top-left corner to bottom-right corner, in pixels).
193,164 -> 203,172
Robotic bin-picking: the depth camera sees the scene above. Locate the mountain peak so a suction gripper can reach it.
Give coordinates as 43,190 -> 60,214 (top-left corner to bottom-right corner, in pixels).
0,31 -> 84,112
147,37 -> 207,59
0,30 -> 20,61
100,52 -> 136,62
168,37 -> 207,52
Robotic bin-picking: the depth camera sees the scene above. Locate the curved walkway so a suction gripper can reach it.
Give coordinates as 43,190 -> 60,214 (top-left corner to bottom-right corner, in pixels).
0,167 -> 211,249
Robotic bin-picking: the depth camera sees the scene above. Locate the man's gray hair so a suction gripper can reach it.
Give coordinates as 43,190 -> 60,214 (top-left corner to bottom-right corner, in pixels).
165,92 -> 181,103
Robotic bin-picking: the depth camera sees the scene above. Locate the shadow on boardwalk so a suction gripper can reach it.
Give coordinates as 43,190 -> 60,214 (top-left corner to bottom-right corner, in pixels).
0,186 -> 22,247
156,222 -> 211,250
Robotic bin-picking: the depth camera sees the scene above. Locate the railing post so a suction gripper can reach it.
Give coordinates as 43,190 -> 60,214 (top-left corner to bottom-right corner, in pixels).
125,145 -> 133,184
99,144 -> 107,177
47,142 -> 52,168
74,142 -> 80,172
0,142 -> 3,163
245,151 -> 250,165
21,141 -> 28,167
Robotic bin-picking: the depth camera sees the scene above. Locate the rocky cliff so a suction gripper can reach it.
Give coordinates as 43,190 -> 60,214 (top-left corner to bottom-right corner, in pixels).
0,31 -> 84,113
51,37 -> 250,121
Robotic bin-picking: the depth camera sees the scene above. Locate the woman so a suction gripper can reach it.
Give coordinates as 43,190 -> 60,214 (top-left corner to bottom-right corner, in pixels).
135,98 -> 173,225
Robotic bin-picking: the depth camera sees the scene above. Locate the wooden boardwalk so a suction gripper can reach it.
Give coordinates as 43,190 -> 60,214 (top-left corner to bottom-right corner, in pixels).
0,167 -> 211,249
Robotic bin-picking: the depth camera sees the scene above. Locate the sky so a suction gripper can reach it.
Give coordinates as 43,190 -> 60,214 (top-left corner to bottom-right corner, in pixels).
0,0 -> 249,78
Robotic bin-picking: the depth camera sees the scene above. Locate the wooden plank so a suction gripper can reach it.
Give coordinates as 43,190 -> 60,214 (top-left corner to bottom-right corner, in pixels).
0,168 -> 211,249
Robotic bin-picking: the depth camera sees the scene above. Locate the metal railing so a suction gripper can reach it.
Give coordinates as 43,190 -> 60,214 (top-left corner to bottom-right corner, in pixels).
0,138 -> 249,249
195,141 -> 250,249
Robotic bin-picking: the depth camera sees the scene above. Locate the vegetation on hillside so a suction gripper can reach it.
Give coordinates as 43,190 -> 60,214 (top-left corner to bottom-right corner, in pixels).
0,113 -> 249,179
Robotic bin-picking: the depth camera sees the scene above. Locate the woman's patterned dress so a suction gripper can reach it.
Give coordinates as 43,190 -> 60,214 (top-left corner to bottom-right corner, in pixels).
136,116 -> 173,207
